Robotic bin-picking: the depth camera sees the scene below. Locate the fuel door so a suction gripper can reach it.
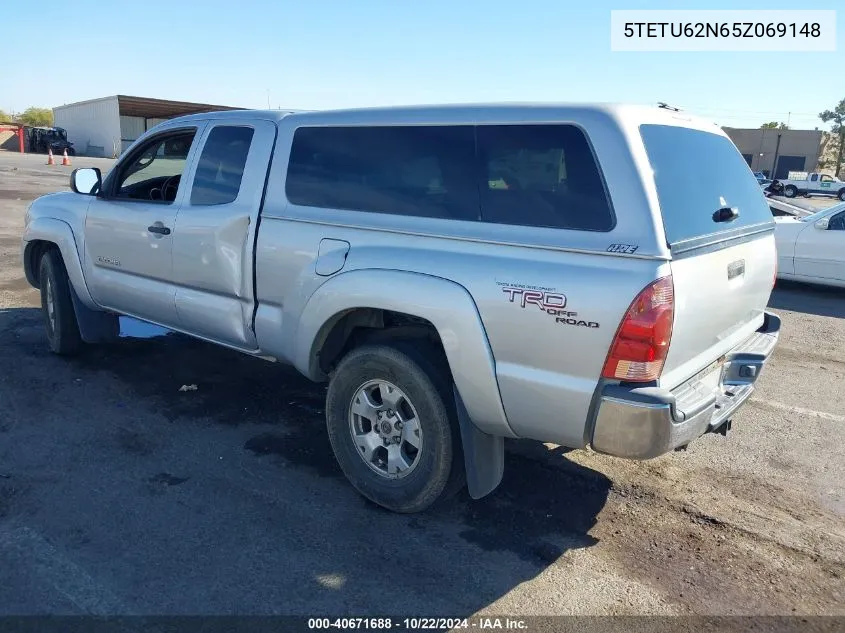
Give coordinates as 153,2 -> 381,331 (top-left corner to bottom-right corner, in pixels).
315,239 -> 351,276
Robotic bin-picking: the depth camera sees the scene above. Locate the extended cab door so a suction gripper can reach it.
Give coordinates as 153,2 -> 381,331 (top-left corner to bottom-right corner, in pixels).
170,119 -> 277,349
794,208 -> 845,282
83,123 -> 206,326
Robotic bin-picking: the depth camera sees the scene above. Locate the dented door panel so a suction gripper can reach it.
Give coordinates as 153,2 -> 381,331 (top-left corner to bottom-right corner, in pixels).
172,119 -> 277,348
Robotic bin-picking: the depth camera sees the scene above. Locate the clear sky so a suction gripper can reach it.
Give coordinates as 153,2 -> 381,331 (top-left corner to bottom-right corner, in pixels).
3,0 -> 842,130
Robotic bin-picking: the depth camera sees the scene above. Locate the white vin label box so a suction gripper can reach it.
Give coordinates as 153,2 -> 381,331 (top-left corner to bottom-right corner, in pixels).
611,10 -> 836,52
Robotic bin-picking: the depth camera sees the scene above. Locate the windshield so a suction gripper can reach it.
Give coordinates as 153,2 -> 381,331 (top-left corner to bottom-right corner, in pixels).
640,124 -> 774,247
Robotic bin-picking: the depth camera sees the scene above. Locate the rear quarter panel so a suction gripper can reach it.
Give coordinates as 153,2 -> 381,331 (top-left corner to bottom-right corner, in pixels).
256,215 -> 666,447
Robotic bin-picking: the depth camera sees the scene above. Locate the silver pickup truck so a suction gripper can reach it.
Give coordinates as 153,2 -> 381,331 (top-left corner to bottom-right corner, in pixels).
22,104 -> 781,513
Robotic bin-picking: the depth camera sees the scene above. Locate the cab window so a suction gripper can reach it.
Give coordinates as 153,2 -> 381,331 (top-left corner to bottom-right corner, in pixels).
113,131 -> 197,202
477,124 -> 614,231
190,126 -> 254,205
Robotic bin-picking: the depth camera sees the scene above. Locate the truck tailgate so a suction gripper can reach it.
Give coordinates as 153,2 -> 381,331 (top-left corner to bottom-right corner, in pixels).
660,233 -> 775,390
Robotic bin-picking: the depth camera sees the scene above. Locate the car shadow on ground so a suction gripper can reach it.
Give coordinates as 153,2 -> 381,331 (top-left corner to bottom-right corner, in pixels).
1,307 -> 611,615
770,281 -> 845,319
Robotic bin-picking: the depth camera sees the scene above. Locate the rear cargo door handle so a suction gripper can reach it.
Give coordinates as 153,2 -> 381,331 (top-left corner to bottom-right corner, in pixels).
147,223 -> 171,236
713,207 -> 739,223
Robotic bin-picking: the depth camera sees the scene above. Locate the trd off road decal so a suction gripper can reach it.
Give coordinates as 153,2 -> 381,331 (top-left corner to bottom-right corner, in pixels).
497,281 -> 599,329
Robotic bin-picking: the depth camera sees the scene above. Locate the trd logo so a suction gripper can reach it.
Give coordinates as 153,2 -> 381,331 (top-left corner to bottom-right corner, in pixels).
502,287 -> 567,311
502,286 -> 600,328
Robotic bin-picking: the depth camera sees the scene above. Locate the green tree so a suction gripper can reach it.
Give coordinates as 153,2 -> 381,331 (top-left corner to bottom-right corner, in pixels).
17,106 -> 53,127
0,109 -> 12,123
820,98 -> 845,178
760,121 -> 789,130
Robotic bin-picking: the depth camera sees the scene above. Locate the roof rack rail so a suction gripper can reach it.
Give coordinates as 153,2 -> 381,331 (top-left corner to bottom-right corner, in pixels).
657,102 -> 681,112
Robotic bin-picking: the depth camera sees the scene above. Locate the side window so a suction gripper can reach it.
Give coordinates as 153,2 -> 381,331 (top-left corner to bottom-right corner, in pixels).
115,131 -> 196,202
476,125 -> 614,231
811,173 -> 819,182
821,174 -> 834,182
190,126 -> 254,206
829,211 -> 845,231
286,126 -> 478,221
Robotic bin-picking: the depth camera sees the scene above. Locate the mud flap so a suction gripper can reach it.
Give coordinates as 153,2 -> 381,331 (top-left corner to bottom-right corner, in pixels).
69,286 -> 119,344
453,385 -> 504,499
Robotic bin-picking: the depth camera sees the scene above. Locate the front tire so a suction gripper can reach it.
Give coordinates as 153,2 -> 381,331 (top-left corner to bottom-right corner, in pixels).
838,188 -> 845,202
39,250 -> 82,356
326,342 -> 464,513
784,185 -> 798,198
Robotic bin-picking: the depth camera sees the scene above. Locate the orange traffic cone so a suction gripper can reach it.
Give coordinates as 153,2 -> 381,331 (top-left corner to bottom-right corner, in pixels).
62,148 -> 72,166
46,148 -> 55,166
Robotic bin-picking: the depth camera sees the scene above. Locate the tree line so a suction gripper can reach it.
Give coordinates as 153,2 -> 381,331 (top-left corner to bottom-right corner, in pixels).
0,107 -> 53,127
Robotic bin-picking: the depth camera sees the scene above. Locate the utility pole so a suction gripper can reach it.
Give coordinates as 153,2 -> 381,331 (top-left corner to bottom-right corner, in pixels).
267,89 -> 271,109
786,112 -> 791,128
772,133 -> 783,180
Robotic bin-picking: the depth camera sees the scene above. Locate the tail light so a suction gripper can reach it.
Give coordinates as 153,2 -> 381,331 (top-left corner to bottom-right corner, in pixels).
602,276 -> 674,382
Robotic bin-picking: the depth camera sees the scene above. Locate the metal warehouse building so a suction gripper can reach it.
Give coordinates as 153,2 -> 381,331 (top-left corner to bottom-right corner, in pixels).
53,95 -> 242,157
723,127 -> 825,180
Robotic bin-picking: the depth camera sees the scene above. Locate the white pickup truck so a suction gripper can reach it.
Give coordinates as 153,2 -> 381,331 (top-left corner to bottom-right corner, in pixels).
776,171 -> 845,201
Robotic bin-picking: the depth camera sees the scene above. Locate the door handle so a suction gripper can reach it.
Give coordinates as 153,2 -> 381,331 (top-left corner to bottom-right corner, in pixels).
712,207 -> 739,223
147,224 -> 171,236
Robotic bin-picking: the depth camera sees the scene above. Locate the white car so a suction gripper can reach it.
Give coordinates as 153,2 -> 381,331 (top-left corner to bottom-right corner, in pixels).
775,203 -> 845,288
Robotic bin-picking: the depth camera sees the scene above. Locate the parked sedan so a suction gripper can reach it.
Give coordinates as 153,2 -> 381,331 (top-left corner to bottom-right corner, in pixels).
775,203 -> 845,288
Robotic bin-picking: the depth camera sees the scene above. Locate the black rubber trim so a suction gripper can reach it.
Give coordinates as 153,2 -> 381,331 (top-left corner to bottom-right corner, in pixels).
249,124 -> 279,332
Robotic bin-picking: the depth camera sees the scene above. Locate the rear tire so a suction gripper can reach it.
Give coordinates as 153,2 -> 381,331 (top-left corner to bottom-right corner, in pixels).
838,188 -> 845,202
784,185 -> 798,198
326,342 -> 465,513
39,250 -> 82,356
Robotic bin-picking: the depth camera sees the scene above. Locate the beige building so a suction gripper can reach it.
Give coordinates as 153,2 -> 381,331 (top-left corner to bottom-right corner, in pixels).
53,95 -> 242,157
723,127 -> 824,179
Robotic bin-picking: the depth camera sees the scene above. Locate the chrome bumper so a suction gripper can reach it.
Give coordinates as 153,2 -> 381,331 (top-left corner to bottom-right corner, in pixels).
590,311 -> 781,459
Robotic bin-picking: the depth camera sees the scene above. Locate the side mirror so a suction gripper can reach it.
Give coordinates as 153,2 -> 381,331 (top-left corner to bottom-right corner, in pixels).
70,167 -> 102,196
814,217 -> 830,230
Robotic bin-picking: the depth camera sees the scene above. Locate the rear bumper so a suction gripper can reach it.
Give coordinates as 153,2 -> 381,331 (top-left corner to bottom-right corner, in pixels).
590,311 -> 781,459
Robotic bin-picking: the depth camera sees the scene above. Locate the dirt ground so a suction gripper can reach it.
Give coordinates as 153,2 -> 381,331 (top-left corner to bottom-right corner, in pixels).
0,151 -> 843,619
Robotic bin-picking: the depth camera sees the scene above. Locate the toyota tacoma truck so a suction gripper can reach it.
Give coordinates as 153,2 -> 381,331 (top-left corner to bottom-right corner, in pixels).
22,104 -> 781,513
